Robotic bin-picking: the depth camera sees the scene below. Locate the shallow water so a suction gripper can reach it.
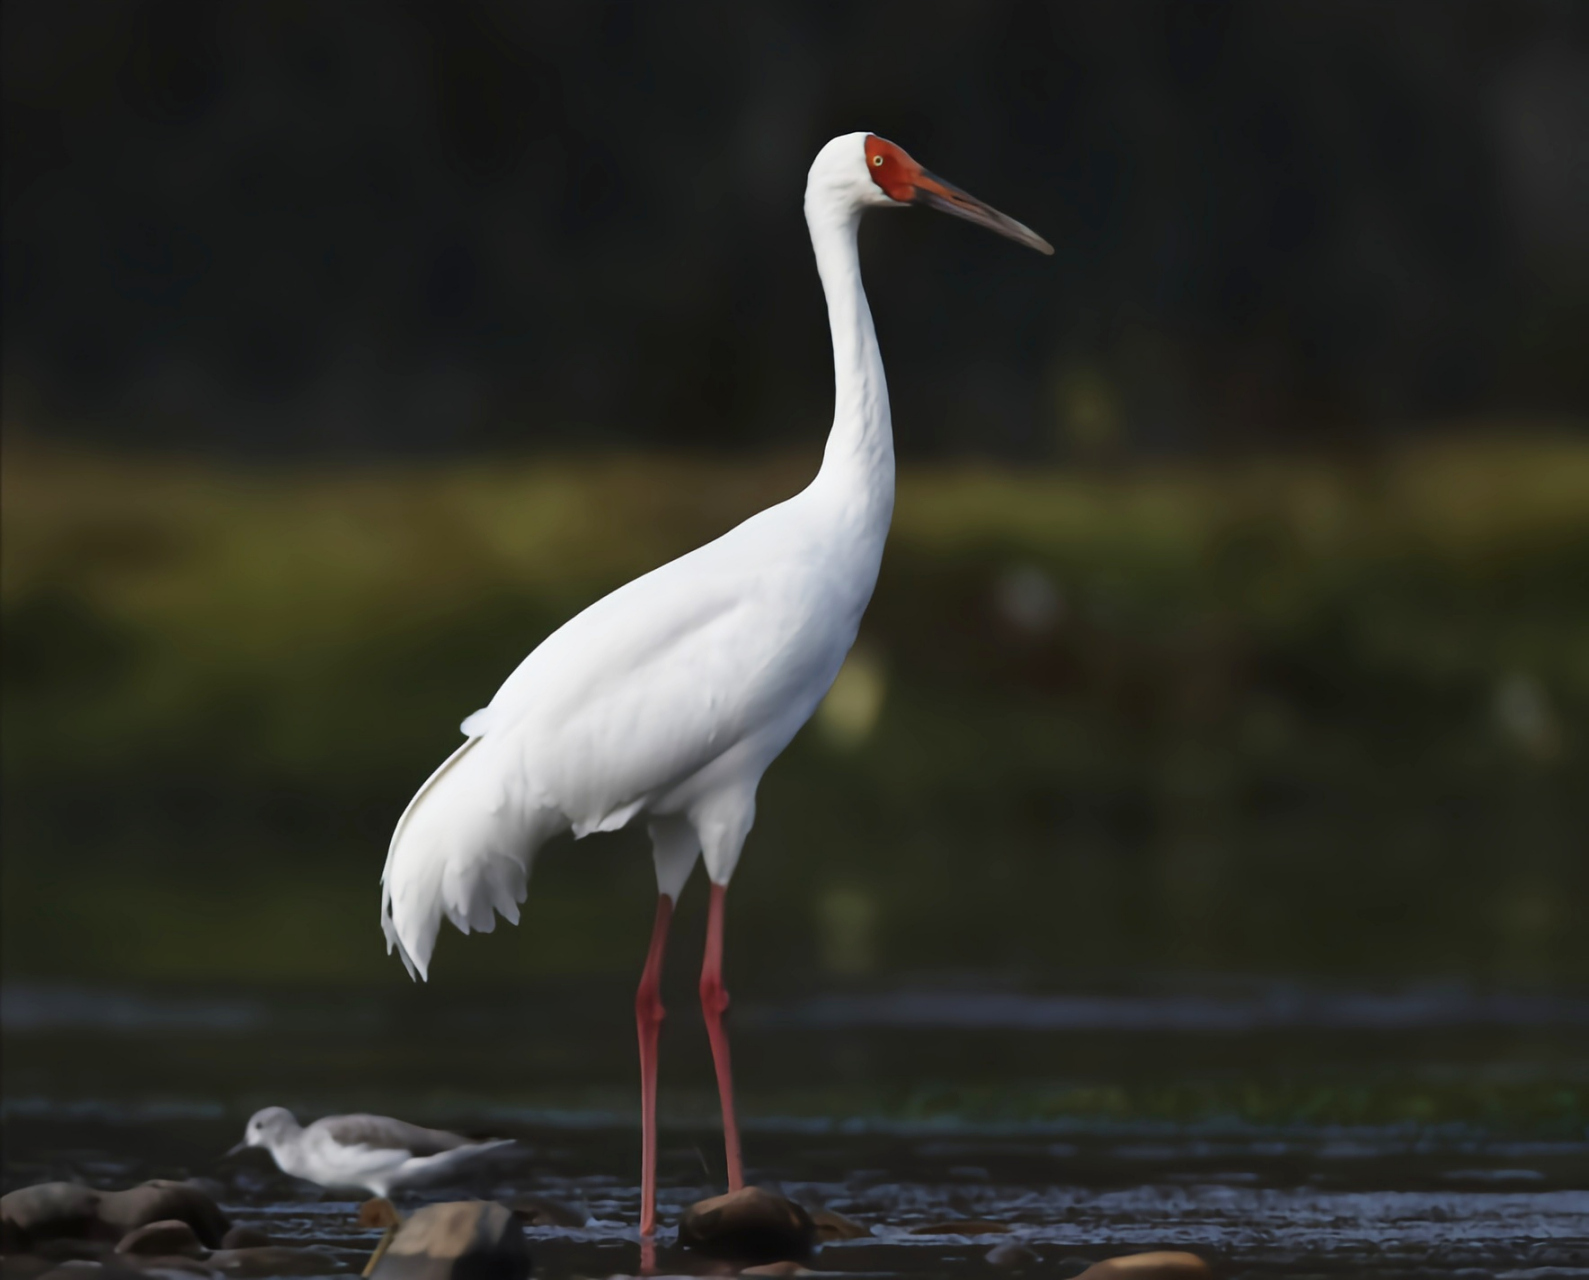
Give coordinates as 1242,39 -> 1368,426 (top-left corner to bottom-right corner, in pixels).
3,978 -> 1587,1277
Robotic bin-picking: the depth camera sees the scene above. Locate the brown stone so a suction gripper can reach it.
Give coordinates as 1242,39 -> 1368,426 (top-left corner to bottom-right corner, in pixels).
96,1184 -> 230,1250
740,1264 -> 812,1276
808,1209 -> 867,1242
1,1183 -> 107,1247
115,1222 -> 205,1258
207,1247 -> 342,1277
985,1241 -> 1038,1269
369,1202 -> 529,1280
1074,1252 -> 1212,1280
217,1229 -> 271,1251
0,1182 -> 225,1254
676,1188 -> 815,1263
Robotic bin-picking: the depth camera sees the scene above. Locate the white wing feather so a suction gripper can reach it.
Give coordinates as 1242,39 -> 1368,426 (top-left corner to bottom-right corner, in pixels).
381,493 -> 876,980
292,1126 -> 513,1196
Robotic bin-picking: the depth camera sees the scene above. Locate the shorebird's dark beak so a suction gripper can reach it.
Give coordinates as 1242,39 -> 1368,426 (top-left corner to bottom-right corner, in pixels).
223,1141 -> 249,1158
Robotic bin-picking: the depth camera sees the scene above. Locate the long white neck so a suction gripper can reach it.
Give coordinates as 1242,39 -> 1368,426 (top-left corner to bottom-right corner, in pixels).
806,193 -> 894,538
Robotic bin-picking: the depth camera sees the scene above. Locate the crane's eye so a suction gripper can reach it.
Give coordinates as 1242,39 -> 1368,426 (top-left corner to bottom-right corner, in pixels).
871,154 -> 884,167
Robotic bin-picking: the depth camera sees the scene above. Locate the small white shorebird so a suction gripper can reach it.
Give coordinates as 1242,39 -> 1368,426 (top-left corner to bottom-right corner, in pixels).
228,1107 -> 513,1198
380,132 -> 1051,1234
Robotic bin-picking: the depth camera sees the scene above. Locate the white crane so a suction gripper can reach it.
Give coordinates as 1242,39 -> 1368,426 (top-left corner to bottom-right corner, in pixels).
380,132 -> 1051,1236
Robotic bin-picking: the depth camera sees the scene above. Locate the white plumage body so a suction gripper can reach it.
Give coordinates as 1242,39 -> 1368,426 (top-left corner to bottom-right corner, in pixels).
381,480 -> 887,976
236,1107 -> 513,1199
270,1127 -> 509,1200
382,133 -> 899,980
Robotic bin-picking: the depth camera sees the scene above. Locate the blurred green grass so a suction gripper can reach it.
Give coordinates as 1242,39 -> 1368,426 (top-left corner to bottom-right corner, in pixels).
3,434 -> 1587,986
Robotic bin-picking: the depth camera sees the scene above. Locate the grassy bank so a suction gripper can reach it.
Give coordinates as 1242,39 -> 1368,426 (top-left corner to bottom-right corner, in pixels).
3,434 -> 1587,985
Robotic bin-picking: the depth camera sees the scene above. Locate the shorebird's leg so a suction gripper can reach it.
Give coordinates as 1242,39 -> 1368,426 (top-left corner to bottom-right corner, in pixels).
635,893 -> 674,1237
699,882 -> 743,1190
357,1198 -> 402,1278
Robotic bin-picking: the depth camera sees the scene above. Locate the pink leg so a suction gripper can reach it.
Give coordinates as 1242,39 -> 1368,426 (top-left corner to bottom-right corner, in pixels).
635,894 -> 674,1238
699,882 -> 744,1190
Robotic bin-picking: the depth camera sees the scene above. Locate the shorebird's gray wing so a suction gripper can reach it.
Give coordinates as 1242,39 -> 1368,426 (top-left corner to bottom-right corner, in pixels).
317,1114 -> 480,1157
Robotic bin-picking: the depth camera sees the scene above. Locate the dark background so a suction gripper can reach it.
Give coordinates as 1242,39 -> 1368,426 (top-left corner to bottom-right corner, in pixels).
2,1 -> 1587,998
6,0 -> 1587,460
4,8 -> 1589,1252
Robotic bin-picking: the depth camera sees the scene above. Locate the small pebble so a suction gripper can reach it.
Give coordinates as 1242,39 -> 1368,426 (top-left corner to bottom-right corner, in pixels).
740,1264 -> 811,1276
96,1185 -> 229,1250
1,1185 -> 106,1247
0,1183 -> 228,1254
985,1241 -> 1038,1269
368,1201 -> 529,1280
677,1188 -> 815,1263
1074,1252 -> 1212,1280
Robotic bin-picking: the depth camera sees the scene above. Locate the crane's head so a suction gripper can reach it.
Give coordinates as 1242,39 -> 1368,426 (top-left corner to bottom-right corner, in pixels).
806,133 -> 1052,256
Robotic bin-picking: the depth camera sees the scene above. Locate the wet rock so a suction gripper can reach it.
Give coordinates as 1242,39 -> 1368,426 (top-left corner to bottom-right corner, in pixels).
96,1185 -> 228,1250
3,1182 -> 231,1253
207,1247 -> 341,1277
504,1196 -> 585,1228
910,1220 -> 1010,1235
985,1241 -> 1038,1269
1074,1252 -> 1212,1280
177,1184 -> 225,1210
369,1202 -> 529,1280
215,1230 -> 270,1252
808,1209 -> 867,1243
115,1223 -> 204,1258
677,1188 -> 815,1264
2,1184 -> 107,1246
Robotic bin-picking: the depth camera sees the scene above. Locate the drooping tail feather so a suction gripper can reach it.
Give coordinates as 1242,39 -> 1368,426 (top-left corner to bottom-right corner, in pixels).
380,735 -> 552,980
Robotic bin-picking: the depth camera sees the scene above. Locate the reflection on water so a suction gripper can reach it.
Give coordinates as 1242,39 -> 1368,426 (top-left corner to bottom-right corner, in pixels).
3,978 -> 1586,1277
1,984 -> 268,1034
748,986 -> 1589,1032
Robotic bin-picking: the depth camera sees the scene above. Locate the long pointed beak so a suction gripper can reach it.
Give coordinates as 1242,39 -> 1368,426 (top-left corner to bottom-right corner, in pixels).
912,170 -> 1053,256
223,1141 -> 250,1158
